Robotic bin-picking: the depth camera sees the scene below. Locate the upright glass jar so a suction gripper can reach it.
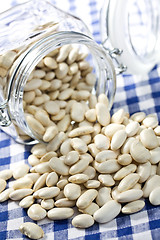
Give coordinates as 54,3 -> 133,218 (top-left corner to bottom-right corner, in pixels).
0,0 -> 116,144
100,0 -> 160,75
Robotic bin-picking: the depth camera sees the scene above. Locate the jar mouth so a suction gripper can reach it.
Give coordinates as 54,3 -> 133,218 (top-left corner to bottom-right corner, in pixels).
7,31 -> 116,143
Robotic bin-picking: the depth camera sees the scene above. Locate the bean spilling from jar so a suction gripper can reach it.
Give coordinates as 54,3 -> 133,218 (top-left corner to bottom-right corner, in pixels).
0,45 -> 160,239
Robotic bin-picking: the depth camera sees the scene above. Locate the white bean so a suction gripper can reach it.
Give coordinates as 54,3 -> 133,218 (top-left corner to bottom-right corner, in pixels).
98,174 -> 115,187
95,159 -> 121,174
13,177 -> 33,190
64,151 -> 79,166
64,183 -> 81,200
142,175 -> 160,198
71,102 -> 85,122
33,173 -> 49,191
47,132 -> 66,152
96,187 -> 112,207
28,204 -> 47,220
19,195 -> 35,208
117,189 -> 143,203
19,222 -> 44,239
118,173 -> 140,192
12,164 -> 30,179
93,200 -> 121,223
130,112 -> 146,122
121,137 -> 135,154
98,93 -> 109,107
150,147 -> 160,164
31,143 -> 47,157
136,161 -> 151,183
149,187 -> 160,205
82,166 -> 96,180
94,134 -> 110,151
95,150 -> 117,163
44,101 -> 60,115
46,172 -> 58,187
72,214 -> 94,228
121,200 -> 145,214
117,154 -> 132,166
0,179 -> 6,193
41,199 -> 54,210
0,188 -> 14,202
49,157 -> 69,175
0,169 -> 13,180
70,138 -> 88,154
24,79 -> 42,91
125,121 -> 140,137
104,123 -> 125,138
130,139 -> 151,163
79,203 -> 99,216
37,187 -> 60,199
26,115 -> 45,135
111,130 -> 127,151
40,151 -> 57,163
111,109 -> 125,124
9,189 -> 33,200
69,126 -> 94,138
140,128 -> 159,149
76,189 -> 98,209
34,109 -> 50,127
142,114 -> 158,128
55,198 -> 76,207
114,164 -> 137,180
96,103 -> 110,126
85,109 -> 96,122
47,207 -> 74,220
69,157 -> 89,175
28,155 -> 40,166
43,56 -> 57,69
68,174 -> 89,184
43,126 -> 58,142
84,180 -> 100,189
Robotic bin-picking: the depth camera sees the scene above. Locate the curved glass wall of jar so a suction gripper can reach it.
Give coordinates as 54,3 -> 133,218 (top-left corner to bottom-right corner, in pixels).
100,0 -> 160,75
1,32 -> 116,144
0,0 -> 92,55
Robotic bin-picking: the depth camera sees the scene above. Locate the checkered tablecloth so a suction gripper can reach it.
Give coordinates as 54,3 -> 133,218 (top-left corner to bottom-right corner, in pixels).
1,0 -> 160,239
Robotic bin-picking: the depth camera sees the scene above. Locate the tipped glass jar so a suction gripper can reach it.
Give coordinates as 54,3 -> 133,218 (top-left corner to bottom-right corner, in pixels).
0,0 -> 116,144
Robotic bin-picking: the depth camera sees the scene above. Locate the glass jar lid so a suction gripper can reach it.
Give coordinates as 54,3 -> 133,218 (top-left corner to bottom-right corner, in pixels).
101,0 -> 160,75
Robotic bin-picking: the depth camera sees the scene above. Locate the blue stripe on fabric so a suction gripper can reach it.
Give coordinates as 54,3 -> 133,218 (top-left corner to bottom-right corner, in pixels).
68,0 -> 76,13
8,208 -> 24,220
54,220 -> 68,239
132,222 -> 150,234
85,222 -> 100,240
0,231 -> 8,240
0,139 -> 11,148
116,215 -> 133,238
7,229 -> 26,239
85,232 -> 100,240
0,201 -> 8,240
151,228 -> 160,239
0,156 -> 10,166
100,229 -> 118,239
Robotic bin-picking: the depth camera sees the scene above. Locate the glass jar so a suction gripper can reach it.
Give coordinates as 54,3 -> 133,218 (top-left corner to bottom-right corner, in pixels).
0,0 -> 116,144
100,0 -> 160,75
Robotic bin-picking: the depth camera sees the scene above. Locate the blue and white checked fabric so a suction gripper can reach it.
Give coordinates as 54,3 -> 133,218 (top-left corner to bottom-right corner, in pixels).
1,0 -> 160,239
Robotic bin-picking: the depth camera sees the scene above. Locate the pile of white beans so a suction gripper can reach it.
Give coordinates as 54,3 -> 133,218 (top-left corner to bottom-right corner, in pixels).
1,45 -> 160,239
